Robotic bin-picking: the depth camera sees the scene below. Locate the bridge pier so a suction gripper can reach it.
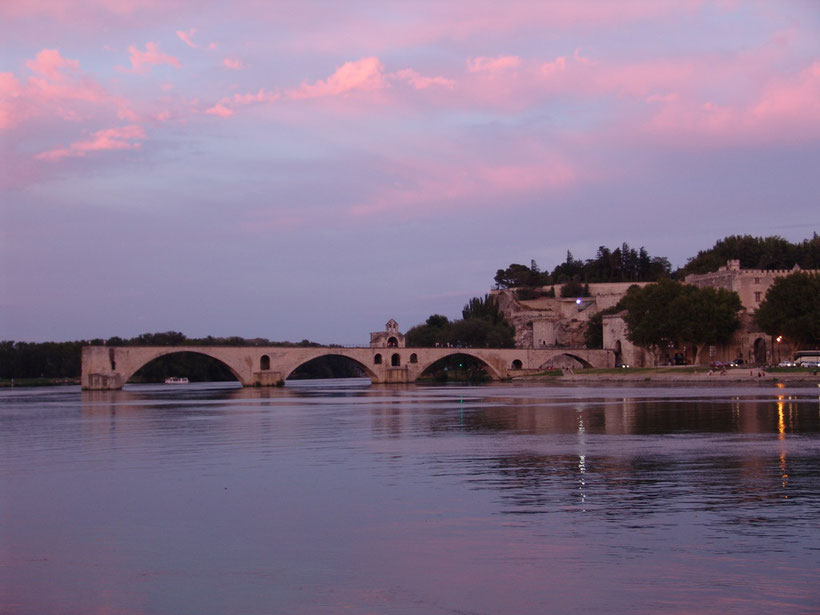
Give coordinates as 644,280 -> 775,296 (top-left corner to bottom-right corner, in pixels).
253,371 -> 284,387
84,372 -> 125,391
380,367 -> 410,384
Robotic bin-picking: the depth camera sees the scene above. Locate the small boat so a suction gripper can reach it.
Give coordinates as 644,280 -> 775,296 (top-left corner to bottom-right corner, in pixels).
164,376 -> 189,384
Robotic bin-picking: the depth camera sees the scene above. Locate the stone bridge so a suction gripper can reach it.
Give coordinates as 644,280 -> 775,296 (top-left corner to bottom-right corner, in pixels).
81,345 -> 614,390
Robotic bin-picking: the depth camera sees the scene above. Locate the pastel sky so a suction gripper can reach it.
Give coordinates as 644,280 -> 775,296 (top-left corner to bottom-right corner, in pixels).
2,1 -> 819,344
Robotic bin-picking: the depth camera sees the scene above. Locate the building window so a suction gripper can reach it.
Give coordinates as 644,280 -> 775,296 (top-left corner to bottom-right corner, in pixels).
409,353 -> 418,364
374,353 -> 382,365
391,353 -> 401,367
260,355 -> 270,371
754,291 -> 762,302
754,277 -> 760,284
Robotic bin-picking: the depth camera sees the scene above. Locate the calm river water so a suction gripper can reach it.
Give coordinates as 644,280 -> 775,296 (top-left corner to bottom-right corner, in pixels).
1,380 -> 819,614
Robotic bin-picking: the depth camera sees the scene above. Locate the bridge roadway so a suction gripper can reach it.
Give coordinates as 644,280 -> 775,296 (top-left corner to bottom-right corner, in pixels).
81,345 -> 614,389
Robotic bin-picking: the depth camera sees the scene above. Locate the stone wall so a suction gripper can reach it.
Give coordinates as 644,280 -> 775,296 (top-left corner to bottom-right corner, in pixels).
493,282 -> 647,350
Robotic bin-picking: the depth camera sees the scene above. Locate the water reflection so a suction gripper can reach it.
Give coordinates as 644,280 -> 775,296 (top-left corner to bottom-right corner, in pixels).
2,382 -> 819,614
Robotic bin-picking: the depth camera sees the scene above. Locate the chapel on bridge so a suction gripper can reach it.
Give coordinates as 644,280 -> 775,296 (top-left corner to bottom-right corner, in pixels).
369,319 -> 406,348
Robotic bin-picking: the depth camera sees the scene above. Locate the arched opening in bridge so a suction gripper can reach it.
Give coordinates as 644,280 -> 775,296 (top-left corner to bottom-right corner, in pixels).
387,337 -> 398,347
511,359 -> 523,370
753,338 -> 767,364
374,353 -> 382,365
418,353 -> 492,383
129,351 -> 240,385
391,353 -> 401,367
540,354 -> 593,370
287,355 -> 371,383
409,353 -> 418,364
260,354 -> 270,371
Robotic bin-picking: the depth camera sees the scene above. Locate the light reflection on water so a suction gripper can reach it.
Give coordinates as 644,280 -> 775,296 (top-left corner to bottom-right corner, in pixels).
1,380 -> 819,614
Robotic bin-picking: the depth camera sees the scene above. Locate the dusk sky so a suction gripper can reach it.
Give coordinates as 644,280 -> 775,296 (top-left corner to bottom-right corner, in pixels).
2,1 -> 818,344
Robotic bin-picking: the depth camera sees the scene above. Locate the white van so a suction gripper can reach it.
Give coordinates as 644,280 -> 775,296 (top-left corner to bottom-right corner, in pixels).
794,350 -> 820,367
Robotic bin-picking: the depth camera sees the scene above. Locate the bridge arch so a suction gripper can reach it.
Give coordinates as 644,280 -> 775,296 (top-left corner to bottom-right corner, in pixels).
416,351 -> 504,381
540,353 -> 593,369
120,348 -> 245,385
281,352 -> 379,383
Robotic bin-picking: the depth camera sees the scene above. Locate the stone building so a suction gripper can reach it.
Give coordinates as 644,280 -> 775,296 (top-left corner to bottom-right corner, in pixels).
369,319 -> 406,348
684,259 -> 813,311
496,260 -> 817,366
683,260 -> 818,364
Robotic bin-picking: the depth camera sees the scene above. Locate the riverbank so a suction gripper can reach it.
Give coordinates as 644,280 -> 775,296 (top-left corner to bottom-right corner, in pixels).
514,367 -> 820,385
0,378 -> 80,388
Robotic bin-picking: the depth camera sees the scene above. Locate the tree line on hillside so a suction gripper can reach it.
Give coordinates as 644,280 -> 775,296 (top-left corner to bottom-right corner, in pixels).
679,234 -> 819,276
495,235 -> 819,293
494,243 -> 672,291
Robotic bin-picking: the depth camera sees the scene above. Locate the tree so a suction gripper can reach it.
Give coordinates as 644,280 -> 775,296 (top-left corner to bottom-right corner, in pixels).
406,315 -> 452,347
494,263 -> 550,289
620,279 -> 741,362
551,250 -> 583,282
754,272 -> 820,349
408,296 -> 515,348
462,294 -> 505,323
449,318 -> 515,348
559,278 -> 588,297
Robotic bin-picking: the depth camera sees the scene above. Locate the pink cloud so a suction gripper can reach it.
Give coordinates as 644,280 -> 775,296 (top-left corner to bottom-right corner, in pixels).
26,49 -> 80,80
645,92 -> 678,103
749,61 -> 820,124
36,124 -> 146,161
222,58 -> 243,70
392,69 -> 454,90
176,28 -> 198,48
572,48 -> 595,66
540,57 -> 567,77
205,103 -> 233,117
273,1 -> 713,57
0,0 -> 167,21
288,57 -> 387,99
0,72 -> 23,130
224,89 -> 278,104
639,59 -> 820,144
467,55 -> 521,74
350,142 -> 578,219
205,89 -> 279,118
1,49 -> 130,133
119,42 -> 182,74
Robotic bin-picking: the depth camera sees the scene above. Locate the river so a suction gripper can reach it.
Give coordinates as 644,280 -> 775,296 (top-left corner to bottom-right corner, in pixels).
1,380 -> 819,614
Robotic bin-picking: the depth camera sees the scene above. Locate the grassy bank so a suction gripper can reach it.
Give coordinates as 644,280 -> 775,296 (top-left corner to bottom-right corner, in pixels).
517,366 -> 819,384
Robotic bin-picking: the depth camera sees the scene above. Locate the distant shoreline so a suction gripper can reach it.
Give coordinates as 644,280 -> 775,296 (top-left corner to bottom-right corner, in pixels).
0,378 -> 81,388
